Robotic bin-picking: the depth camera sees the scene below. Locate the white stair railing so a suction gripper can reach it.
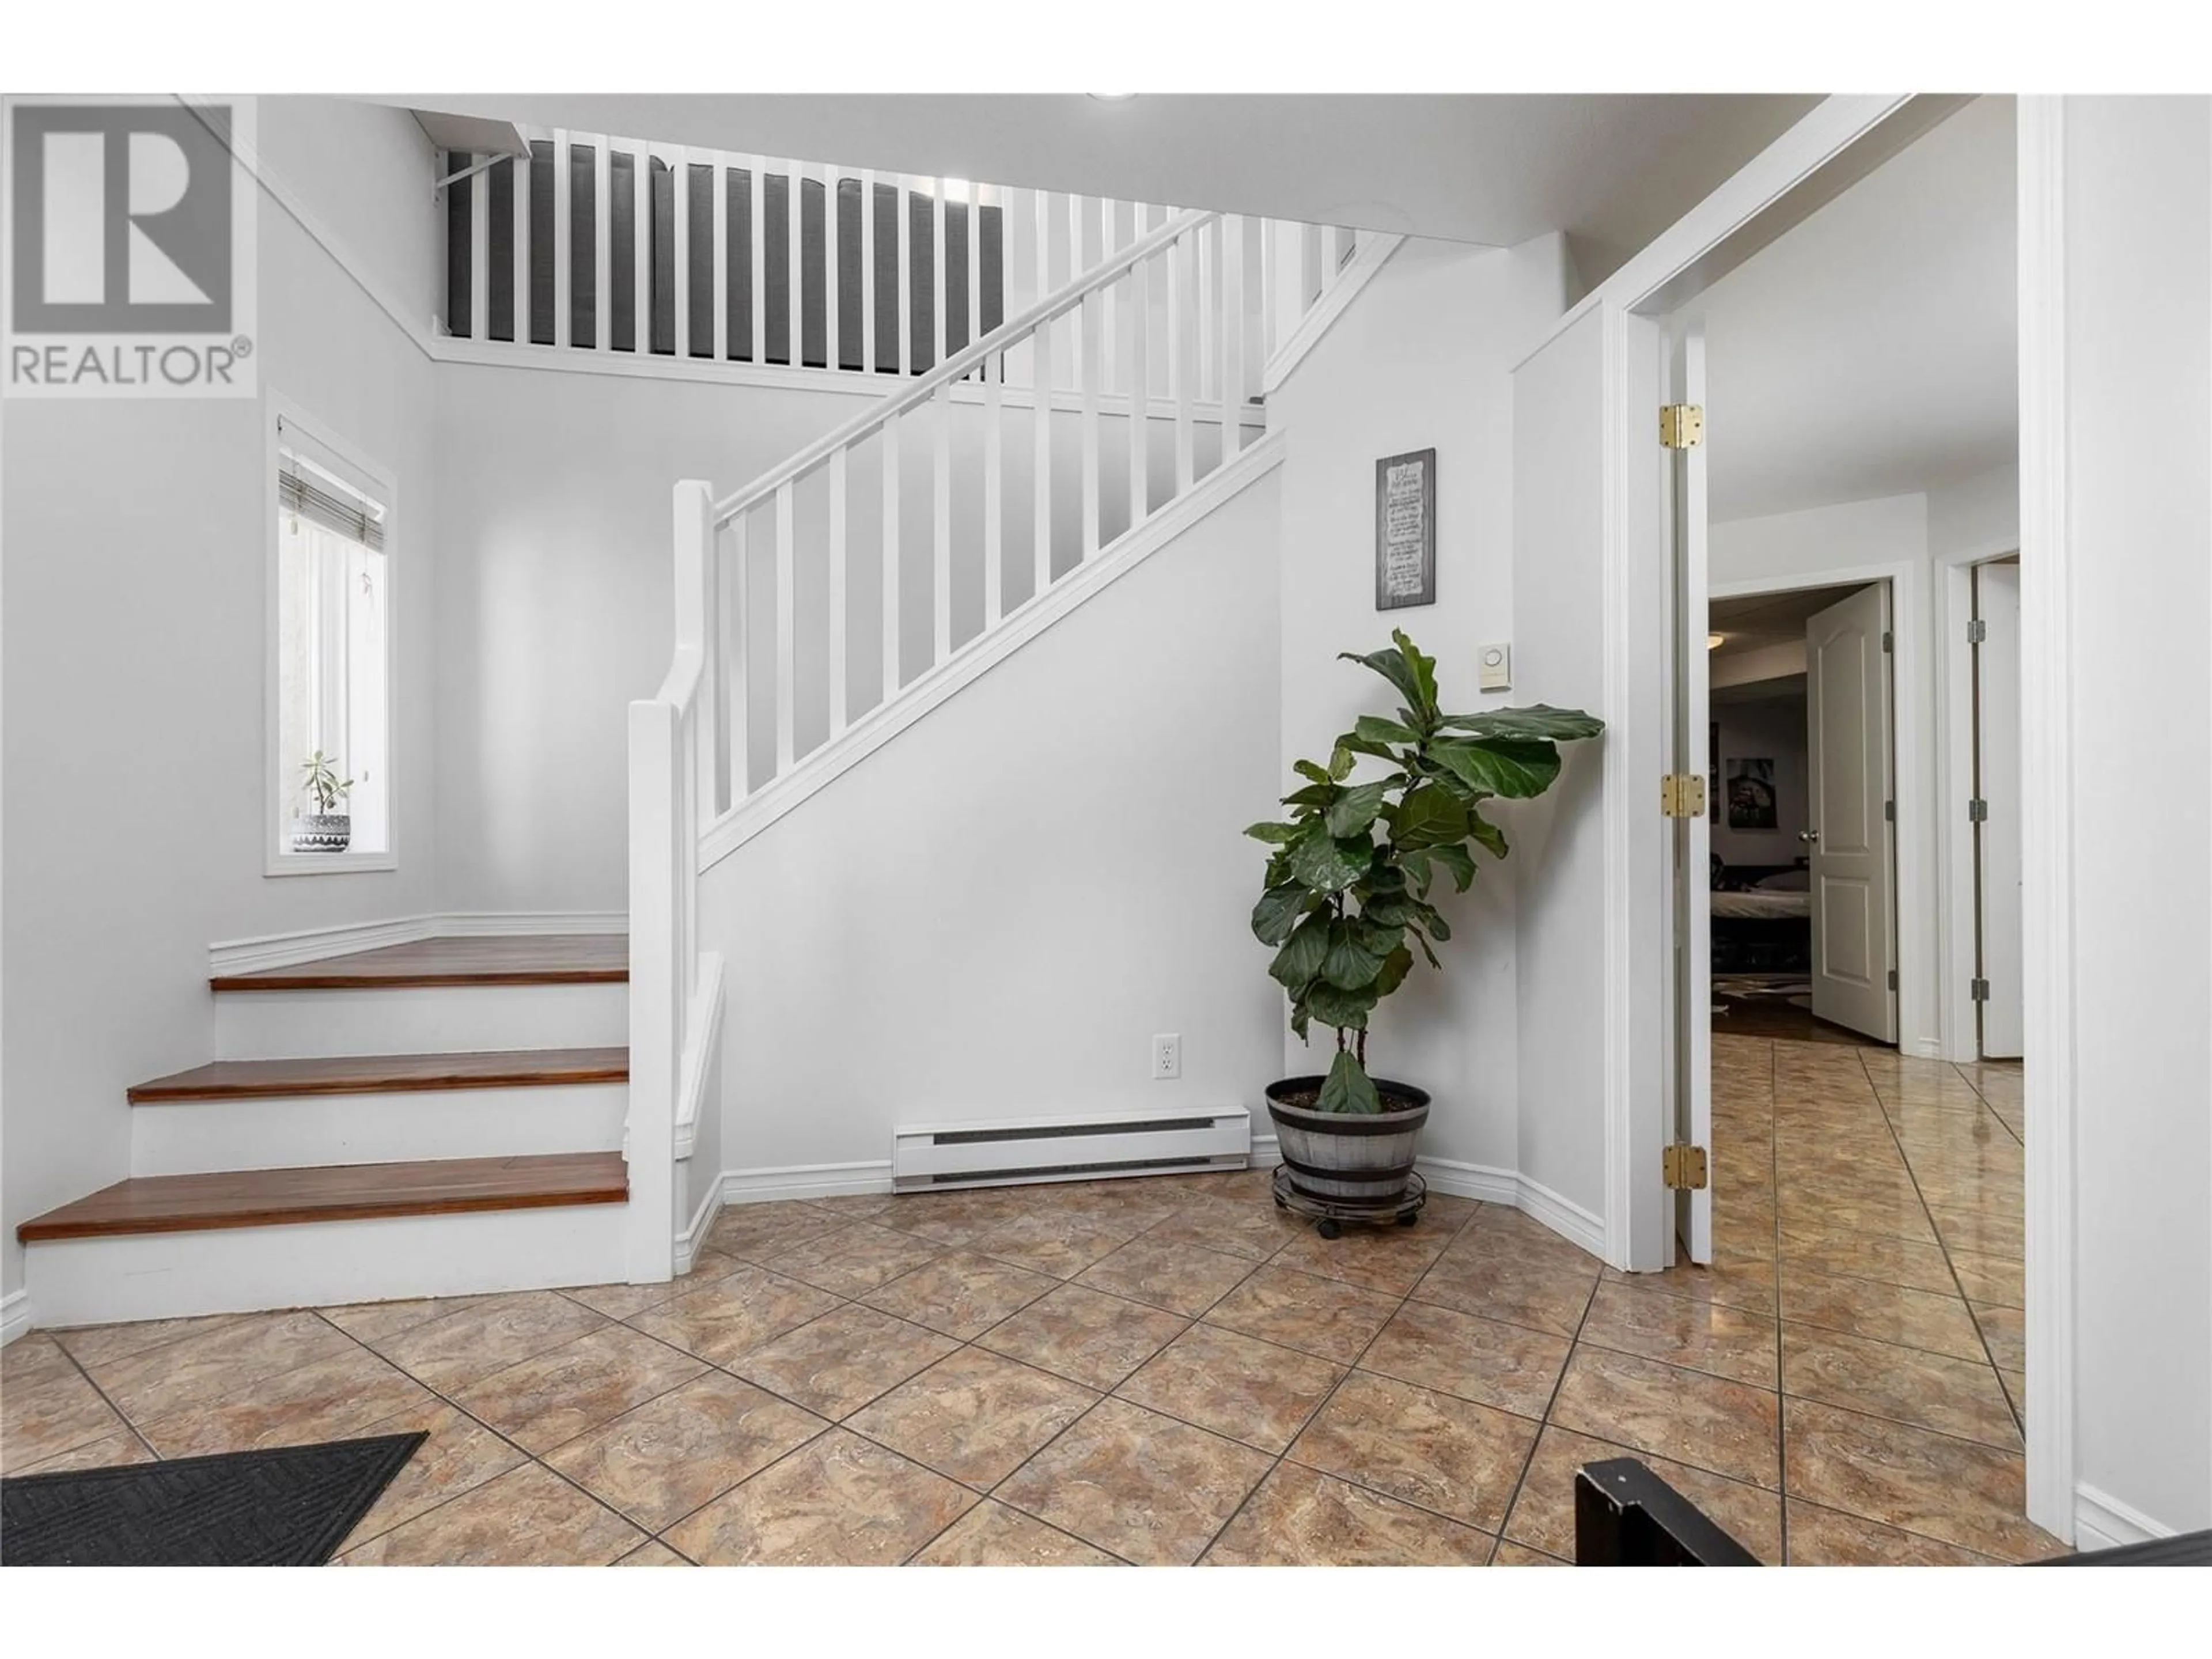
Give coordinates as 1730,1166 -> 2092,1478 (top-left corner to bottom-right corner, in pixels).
699,206 -> 1272,830
623,479 -> 713,1283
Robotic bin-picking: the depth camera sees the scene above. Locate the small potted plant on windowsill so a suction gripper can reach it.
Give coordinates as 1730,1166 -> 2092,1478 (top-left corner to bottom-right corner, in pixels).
291,749 -> 354,854
1248,630 -> 1601,1234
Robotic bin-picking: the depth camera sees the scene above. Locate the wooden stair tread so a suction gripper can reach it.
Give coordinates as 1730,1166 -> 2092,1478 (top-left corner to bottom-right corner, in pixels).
16,1153 -> 627,1243
128,1047 -> 628,1103
211,934 -> 628,991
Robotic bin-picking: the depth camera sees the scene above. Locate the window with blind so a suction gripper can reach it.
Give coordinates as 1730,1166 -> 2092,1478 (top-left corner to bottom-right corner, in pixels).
271,408 -> 392,868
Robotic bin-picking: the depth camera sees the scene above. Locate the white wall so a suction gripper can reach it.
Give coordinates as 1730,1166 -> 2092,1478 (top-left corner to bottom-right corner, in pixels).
700,472 -> 1285,1179
1510,307 -> 1612,1221
1,98 -> 441,1299
1928,461 -> 2021,560
2056,94 -> 2211,1537
1269,234 -> 1573,1180
434,365 -> 1239,911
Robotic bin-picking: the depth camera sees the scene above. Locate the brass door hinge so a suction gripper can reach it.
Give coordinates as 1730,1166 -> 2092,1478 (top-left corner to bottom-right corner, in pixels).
1663,1143 -> 1709,1191
1660,774 -> 1707,818
1660,404 -> 1705,449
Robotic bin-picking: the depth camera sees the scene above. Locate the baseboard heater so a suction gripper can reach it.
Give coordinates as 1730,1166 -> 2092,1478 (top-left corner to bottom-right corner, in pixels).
892,1105 -> 1252,1192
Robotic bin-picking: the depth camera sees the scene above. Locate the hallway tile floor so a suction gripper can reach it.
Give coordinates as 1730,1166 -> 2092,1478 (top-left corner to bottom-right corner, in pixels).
0,1036 -> 2055,1565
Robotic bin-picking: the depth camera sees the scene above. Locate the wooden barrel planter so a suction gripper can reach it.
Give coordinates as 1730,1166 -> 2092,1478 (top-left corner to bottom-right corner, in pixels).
1265,1075 -> 1431,1225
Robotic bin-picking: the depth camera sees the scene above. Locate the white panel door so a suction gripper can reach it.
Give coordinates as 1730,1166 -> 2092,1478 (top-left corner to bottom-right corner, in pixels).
1806,584 -> 1898,1042
1672,323 -> 1713,1264
1975,562 -> 2024,1058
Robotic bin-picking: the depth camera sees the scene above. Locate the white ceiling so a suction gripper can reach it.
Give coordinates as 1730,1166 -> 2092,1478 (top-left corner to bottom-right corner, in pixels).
1699,94 -> 2018,524
380,93 -> 1820,282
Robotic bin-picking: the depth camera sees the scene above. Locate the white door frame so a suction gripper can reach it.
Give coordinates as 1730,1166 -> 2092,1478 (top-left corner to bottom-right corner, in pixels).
1933,539 -> 2025,1065
1711,563 -> 1922,1054
1512,92 -> 2075,1539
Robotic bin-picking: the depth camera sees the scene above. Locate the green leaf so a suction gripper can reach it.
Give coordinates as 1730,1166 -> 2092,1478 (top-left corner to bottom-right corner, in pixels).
1362,892 -> 1414,927
1354,714 -> 1421,748
1391,629 -> 1440,721
1251,881 -> 1310,945
1438,703 -> 1605,743
1411,900 -> 1452,943
1468,811 -> 1509,861
1338,646 -> 1423,711
1321,919 -> 1386,990
1324,782 -> 1389,840
1396,849 -> 1433,898
1428,842 -> 1477,892
1391,785 -> 1469,849
1411,930 -> 1441,970
1271,914 -> 1331,987
1373,944 -> 1415,999
1281,782 -> 1336,809
1293,759 -> 1334,786
1317,1049 -> 1382,1115
1306,980 -> 1380,1033
1428,736 -> 1563,799
1328,744 -> 1357,782
1290,832 -> 1373,894
1290,1001 -> 1312,1042
1244,821 -> 1302,844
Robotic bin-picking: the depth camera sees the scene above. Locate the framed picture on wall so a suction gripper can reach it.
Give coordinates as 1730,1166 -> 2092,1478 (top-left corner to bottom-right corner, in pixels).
1374,448 -> 1436,610
1726,758 -> 1778,830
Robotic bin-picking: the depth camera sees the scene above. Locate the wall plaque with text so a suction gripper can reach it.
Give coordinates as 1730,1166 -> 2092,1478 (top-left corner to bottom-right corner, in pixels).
1374,448 -> 1435,610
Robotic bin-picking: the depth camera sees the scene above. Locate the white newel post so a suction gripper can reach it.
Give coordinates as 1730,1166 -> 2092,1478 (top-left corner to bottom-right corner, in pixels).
624,479 -> 714,1283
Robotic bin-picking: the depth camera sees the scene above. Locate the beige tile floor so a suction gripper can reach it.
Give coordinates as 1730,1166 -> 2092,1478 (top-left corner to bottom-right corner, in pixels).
0,1035 -> 2056,1566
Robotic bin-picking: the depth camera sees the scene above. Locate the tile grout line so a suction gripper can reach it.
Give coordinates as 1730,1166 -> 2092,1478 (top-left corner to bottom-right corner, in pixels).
1180,1195 -> 1497,1566
302,1304 -> 670,1560
1854,1051 -> 2029,1444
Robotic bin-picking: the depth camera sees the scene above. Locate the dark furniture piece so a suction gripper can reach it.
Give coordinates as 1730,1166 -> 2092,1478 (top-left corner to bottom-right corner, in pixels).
1573,1459 -> 2212,1566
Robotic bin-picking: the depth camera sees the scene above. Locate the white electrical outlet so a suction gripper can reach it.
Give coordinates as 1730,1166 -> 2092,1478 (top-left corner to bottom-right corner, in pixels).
1152,1033 -> 1181,1080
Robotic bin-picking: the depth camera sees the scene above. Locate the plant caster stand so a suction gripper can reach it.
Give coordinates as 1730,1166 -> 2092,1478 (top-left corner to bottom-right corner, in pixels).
1272,1166 -> 1426,1237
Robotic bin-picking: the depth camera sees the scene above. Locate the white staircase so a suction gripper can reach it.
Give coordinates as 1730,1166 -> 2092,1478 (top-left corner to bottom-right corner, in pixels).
18,938 -> 640,1327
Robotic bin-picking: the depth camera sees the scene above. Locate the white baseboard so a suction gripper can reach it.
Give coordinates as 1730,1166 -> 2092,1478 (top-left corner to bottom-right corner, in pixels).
208,911 -> 627,977
673,1176 -> 726,1276
1249,1134 -> 1281,1168
2073,1483 -> 2177,1552
1515,1173 -> 1610,1259
719,1161 -> 898,1206
1,1289 -> 33,1347
1417,1157 -> 1609,1259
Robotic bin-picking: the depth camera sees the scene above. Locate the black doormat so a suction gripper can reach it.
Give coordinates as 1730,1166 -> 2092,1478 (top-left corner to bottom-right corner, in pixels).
1,1431 -> 426,1566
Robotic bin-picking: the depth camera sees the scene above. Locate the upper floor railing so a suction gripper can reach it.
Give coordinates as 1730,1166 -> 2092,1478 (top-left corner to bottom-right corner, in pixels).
436,130 -> 1374,399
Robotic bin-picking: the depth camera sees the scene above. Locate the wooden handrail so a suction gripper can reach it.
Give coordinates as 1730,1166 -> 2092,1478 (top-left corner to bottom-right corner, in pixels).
709,208 -> 1216,527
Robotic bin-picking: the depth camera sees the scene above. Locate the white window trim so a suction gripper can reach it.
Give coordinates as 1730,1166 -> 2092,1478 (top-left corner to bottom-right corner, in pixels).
263,389 -> 400,877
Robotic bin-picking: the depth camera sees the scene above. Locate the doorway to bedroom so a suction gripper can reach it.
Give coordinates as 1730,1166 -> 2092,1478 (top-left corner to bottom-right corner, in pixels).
1707,579 -> 1897,1049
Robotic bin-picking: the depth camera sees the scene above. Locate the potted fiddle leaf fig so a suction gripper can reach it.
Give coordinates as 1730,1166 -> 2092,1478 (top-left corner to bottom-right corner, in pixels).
1248,630 -> 1601,1228
291,749 -> 354,853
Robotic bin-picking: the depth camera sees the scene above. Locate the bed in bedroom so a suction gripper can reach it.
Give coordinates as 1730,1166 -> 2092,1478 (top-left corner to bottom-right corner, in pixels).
1711,865 -> 1811,975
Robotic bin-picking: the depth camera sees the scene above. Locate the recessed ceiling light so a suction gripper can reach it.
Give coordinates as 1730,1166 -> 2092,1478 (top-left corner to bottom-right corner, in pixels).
1089,92 -> 1137,102
1707,632 -> 1726,650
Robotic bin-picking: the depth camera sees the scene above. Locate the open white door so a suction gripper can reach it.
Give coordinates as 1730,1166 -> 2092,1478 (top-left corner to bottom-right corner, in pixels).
1669,323 -> 1713,1263
1974,562 -> 2024,1058
1806,585 -> 1899,1043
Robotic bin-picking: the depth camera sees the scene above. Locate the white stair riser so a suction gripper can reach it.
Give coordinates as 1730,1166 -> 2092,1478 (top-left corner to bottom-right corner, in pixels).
129,1084 -> 628,1177
24,1205 -> 635,1327
213,982 -> 627,1059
